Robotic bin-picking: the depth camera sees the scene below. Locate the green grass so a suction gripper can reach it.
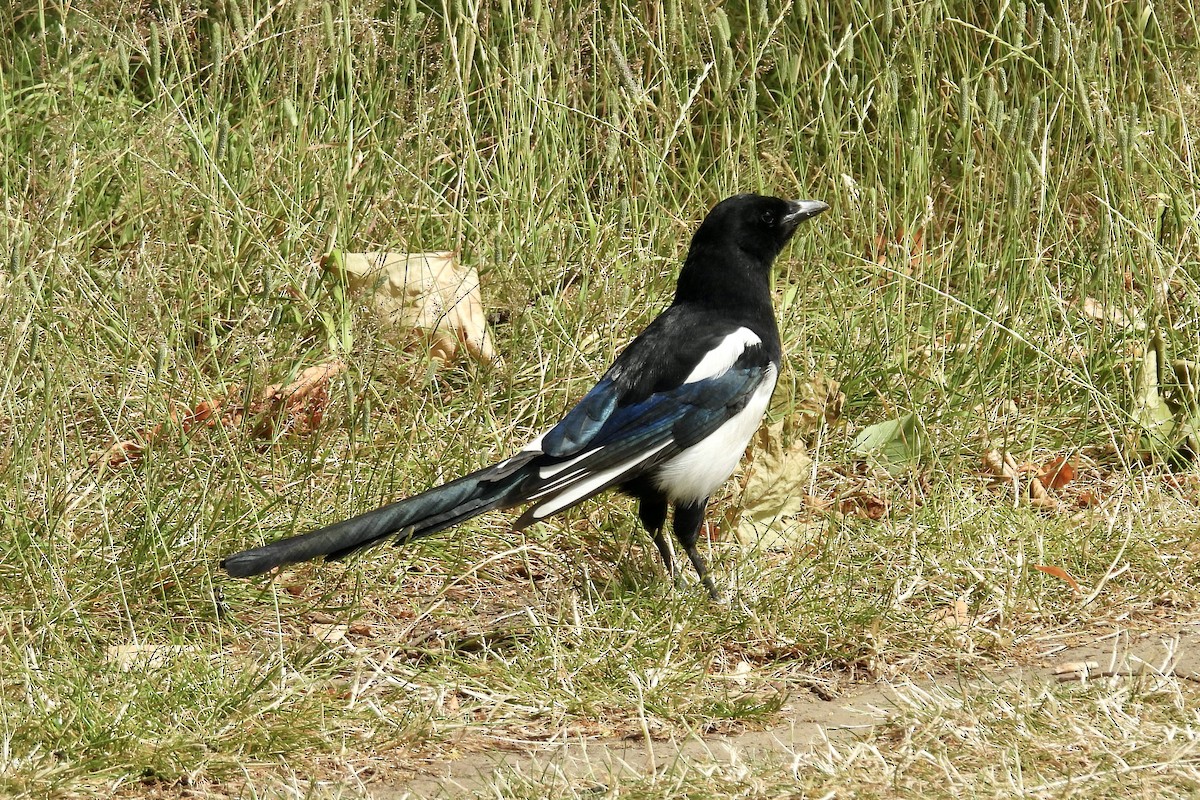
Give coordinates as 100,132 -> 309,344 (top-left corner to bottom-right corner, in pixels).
3,0 -> 1200,797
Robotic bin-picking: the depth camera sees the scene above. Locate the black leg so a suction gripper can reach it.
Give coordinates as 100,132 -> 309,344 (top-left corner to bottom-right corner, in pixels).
637,493 -> 673,578
672,499 -> 719,600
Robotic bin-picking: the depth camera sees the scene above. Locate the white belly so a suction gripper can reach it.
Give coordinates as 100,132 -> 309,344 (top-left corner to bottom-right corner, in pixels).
652,365 -> 776,505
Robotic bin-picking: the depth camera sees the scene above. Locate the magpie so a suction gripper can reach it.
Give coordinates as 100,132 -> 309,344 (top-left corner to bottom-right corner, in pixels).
221,193 -> 829,598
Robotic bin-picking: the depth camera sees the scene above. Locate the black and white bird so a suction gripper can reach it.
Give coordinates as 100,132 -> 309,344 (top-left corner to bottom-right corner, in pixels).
222,194 -> 829,598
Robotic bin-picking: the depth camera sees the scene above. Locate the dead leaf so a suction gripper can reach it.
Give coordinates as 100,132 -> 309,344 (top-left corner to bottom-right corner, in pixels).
1079,296 -> 1145,330
1026,467 -> 1057,508
94,439 -> 146,468
96,360 -> 346,467
330,251 -> 495,362
983,449 -> 1020,504
928,598 -> 971,629
93,397 -> 227,467
1053,660 -> 1101,680
1038,456 -> 1077,490
1027,482 -> 1057,510
794,374 -> 845,432
348,622 -> 375,638
983,450 -> 1068,509
242,360 -> 346,437
838,493 -> 888,520
1033,564 -> 1082,596
736,421 -> 814,545
105,644 -> 193,671
309,623 -> 348,643
874,227 -> 927,276
982,449 -> 1020,479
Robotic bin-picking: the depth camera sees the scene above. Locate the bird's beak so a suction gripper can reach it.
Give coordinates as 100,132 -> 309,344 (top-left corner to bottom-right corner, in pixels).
782,199 -> 830,227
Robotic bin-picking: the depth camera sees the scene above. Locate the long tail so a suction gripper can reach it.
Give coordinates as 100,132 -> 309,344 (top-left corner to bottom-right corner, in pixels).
220,455 -> 537,577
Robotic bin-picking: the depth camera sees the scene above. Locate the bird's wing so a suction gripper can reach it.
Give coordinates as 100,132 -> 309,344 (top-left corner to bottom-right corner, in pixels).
511,321 -> 774,525
539,308 -> 767,456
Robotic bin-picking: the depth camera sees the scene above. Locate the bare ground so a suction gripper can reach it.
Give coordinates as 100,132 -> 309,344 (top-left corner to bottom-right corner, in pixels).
374,617 -> 1200,798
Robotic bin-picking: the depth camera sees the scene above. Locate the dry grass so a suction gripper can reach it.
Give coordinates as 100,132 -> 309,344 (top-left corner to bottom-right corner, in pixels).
3,1 -> 1200,797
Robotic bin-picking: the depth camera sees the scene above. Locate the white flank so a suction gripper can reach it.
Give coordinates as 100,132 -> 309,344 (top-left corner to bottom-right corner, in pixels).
528,440 -> 673,519
653,365 -> 777,504
684,327 -> 761,384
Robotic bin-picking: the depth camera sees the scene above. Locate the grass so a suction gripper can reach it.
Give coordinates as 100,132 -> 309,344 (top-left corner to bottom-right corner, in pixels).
478,670 -> 1200,799
2,0 -> 1200,797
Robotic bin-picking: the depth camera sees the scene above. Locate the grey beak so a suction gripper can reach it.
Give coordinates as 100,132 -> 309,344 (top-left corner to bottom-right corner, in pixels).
782,199 -> 830,226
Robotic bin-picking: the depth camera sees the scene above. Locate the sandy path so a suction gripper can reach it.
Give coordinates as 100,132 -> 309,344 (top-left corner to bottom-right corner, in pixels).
374,620 -> 1200,798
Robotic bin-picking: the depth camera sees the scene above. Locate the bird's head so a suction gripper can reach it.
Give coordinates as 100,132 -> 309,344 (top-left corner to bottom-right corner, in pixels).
691,193 -> 829,265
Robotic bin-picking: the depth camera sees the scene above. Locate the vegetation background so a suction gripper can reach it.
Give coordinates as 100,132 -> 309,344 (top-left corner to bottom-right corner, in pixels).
2,0 -> 1199,796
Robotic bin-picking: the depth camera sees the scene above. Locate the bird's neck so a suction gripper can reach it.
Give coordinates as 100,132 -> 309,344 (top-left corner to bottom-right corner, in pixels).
673,244 -> 777,320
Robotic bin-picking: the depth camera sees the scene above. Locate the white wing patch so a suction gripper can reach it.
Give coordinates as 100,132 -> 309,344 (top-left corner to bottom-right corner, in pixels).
526,440 -> 673,520
654,364 -> 777,505
684,327 -> 761,384
505,327 -> 769,519
489,429 -> 548,476
521,431 -> 547,453
538,446 -> 605,479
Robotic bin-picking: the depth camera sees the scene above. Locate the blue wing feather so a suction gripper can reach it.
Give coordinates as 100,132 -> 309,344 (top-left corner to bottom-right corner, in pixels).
533,359 -> 767,485
512,361 -> 769,528
540,377 -> 620,457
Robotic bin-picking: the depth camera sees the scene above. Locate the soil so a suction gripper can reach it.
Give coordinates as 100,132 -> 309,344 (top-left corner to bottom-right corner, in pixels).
371,619 -> 1200,798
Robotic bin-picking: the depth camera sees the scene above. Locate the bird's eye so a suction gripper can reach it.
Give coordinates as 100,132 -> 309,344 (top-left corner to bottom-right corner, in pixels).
760,211 -> 776,225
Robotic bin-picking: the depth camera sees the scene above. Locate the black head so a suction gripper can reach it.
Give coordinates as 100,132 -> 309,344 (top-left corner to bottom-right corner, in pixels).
674,193 -> 828,313
691,193 -> 829,265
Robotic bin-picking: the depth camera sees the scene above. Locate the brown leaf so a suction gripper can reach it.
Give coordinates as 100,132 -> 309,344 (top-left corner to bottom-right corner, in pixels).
247,360 -> 346,437
982,449 -> 1019,480
736,421 -> 814,545
1038,456 -> 1077,490
927,598 -> 971,629
181,398 -> 222,432
93,398 -> 220,467
874,227 -> 927,276
93,438 -> 147,467
348,622 -> 376,638
794,374 -> 845,432
1034,564 -> 1082,596
838,494 -> 888,520
1028,475 -> 1052,503
982,448 -> 1019,500
94,362 -> 342,467
1028,490 -> 1058,511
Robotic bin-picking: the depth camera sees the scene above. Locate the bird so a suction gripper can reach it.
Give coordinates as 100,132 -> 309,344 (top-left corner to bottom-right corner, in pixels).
221,193 -> 829,598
